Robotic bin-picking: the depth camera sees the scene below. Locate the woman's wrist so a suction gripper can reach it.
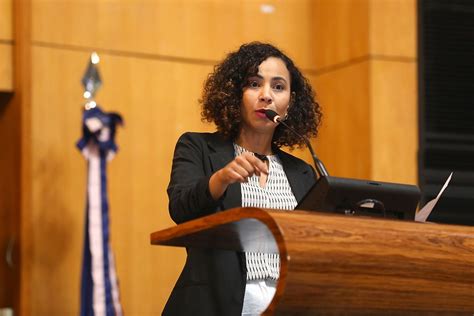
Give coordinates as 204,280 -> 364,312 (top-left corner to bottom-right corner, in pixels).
209,170 -> 228,201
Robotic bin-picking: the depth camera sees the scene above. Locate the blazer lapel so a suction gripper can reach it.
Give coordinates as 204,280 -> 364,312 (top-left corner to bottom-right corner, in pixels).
207,134 -> 242,210
277,149 -> 313,203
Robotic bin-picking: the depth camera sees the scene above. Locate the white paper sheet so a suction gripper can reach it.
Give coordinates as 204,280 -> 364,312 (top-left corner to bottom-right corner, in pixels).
415,172 -> 453,222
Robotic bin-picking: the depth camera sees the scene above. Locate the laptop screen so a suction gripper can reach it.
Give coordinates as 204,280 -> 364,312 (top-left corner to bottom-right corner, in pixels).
296,176 -> 421,220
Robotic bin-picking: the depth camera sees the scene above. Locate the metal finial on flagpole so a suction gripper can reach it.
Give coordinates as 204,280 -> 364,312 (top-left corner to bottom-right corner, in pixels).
81,52 -> 102,110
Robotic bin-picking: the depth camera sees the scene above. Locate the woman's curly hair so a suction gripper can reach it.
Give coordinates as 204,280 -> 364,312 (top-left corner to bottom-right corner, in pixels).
201,42 -> 322,149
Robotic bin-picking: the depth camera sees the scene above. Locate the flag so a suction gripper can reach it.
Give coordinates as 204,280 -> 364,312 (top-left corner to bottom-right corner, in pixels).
77,106 -> 124,316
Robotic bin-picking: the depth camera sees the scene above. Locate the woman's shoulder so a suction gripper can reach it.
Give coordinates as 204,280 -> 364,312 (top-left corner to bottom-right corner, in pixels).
177,131 -> 227,145
176,131 -> 232,152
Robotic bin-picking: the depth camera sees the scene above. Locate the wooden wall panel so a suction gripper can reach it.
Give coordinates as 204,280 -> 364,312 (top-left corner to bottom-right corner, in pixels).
370,60 -> 417,184
0,44 -> 13,91
0,91 -> 18,310
307,58 -> 417,183
368,0 -> 418,184
369,0 -> 417,57
0,0 -> 15,311
32,0 -> 315,70
30,45 -> 214,314
29,46 -> 89,314
308,62 -> 371,179
0,0 -> 12,39
309,0 -> 418,184
0,0 -> 13,91
309,0 -> 373,180
312,0 -> 369,69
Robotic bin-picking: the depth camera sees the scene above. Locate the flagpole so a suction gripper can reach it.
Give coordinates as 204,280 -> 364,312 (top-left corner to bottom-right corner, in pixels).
77,52 -> 124,316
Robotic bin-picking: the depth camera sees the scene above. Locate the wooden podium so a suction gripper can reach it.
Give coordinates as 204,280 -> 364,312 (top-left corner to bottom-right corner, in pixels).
150,208 -> 474,315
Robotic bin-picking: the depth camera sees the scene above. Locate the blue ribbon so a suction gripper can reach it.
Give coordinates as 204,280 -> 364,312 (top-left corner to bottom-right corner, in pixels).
78,105 -> 123,316
76,106 -> 123,153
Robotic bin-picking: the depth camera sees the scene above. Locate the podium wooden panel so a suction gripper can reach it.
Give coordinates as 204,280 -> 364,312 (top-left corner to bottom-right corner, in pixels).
150,208 -> 474,315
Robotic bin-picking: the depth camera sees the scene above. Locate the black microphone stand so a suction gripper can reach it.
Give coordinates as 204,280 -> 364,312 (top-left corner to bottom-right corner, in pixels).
264,109 -> 329,178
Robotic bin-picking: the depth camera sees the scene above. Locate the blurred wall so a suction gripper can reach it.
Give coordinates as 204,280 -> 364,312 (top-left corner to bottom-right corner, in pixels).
311,0 -> 417,183
0,0 -> 12,91
1,0 -> 416,314
0,0 -> 18,312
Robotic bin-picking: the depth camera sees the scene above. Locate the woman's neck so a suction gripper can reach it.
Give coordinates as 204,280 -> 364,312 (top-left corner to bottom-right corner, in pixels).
235,129 -> 273,155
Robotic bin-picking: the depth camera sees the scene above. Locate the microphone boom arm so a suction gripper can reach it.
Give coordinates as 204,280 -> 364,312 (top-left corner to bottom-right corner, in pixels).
264,109 -> 329,178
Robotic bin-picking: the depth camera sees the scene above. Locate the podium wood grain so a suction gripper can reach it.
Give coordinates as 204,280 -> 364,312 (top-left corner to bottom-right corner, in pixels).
151,208 -> 474,315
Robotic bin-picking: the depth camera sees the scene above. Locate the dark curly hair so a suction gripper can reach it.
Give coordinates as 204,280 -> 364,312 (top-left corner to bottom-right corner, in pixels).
200,42 -> 322,149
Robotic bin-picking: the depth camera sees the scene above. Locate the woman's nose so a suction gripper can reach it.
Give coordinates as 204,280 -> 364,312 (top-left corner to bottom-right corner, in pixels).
259,85 -> 273,104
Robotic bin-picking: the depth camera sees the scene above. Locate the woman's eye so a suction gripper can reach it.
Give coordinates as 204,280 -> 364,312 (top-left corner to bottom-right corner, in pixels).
274,84 -> 285,91
249,81 -> 260,88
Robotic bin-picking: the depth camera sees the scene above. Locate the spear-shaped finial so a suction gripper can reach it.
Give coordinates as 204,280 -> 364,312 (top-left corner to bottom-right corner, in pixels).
81,52 -> 102,110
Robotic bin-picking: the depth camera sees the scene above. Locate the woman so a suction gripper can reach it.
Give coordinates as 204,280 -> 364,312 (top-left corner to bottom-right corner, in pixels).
164,42 -> 322,315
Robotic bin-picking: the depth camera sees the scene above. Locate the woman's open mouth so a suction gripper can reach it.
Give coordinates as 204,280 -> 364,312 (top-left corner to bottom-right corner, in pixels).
255,108 -> 268,119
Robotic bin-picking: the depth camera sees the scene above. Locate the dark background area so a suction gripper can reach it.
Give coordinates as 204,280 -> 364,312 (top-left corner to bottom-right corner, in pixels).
419,0 -> 474,225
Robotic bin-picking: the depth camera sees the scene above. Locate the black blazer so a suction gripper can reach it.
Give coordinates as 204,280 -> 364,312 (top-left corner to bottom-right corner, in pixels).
163,132 -> 316,316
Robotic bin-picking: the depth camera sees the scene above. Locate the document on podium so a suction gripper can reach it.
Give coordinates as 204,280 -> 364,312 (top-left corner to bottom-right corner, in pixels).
415,172 -> 453,222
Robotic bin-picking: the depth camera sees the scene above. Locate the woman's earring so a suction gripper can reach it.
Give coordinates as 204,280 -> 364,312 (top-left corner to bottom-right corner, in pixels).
283,93 -> 295,122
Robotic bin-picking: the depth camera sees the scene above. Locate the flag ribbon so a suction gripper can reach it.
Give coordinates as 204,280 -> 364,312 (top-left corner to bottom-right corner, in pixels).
78,106 -> 123,316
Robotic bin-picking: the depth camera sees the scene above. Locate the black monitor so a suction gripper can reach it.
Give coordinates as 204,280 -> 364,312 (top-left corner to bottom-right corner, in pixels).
296,176 -> 421,220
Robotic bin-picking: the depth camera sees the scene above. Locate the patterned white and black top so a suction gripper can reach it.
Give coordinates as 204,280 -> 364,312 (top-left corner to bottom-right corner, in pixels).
233,143 -> 297,281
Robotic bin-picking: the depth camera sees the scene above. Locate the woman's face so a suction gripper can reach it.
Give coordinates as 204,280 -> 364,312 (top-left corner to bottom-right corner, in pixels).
241,57 -> 291,134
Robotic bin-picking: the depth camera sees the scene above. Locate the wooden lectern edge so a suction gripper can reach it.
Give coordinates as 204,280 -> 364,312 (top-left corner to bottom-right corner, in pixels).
152,209 -> 474,314
150,207 -> 292,315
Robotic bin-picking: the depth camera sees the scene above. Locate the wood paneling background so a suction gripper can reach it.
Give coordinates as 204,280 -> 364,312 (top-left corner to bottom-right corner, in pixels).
309,62 -> 372,179
0,45 -> 12,91
1,0 -> 418,314
370,60 -> 417,183
32,0 -> 316,70
0,0 -> 12,39
0,0 -> 16,312
0,0 -> 13,91
311,0 -> 417,183
370,0 -> 416,57
312,0 -> 370,69
369,0 -> 417,184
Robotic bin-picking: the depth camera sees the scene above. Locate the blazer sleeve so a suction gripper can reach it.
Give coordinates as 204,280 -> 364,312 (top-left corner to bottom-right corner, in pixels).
167,133 -> 221,224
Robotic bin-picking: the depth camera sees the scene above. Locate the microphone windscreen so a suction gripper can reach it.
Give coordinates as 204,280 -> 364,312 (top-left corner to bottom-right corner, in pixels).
264,109 -> 280,122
